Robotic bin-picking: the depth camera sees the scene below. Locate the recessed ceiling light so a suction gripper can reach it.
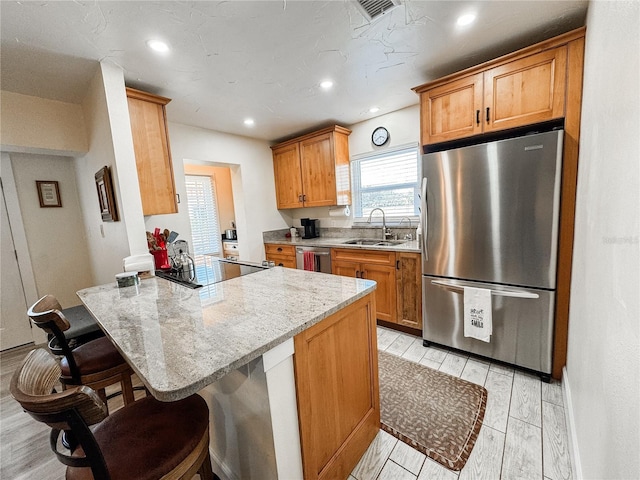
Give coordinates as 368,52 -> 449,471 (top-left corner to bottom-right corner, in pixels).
320,80 -> 334,90
456,13 -> 476,26
244,118 -> 255,126
146,40 -> 170,53
369,107 -> 380,113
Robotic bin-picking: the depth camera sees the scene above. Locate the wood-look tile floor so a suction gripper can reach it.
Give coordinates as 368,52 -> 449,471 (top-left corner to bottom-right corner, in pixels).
349,327 -> 573,480
2,328 -> 573,480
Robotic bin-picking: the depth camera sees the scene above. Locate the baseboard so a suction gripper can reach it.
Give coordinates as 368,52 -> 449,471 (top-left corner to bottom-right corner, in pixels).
209,448 -> 234,480
562,366 -> 583,479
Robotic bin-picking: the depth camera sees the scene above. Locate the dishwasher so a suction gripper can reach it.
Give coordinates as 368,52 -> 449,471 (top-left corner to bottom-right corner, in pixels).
295,246 -> 332,273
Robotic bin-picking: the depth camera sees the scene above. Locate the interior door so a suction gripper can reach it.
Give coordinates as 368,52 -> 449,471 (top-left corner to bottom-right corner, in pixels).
1,181 -> 33,350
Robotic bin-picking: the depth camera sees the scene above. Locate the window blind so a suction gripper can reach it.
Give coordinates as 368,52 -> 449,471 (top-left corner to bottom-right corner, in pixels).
185,175 -> 222,261
351,146 -> 419,220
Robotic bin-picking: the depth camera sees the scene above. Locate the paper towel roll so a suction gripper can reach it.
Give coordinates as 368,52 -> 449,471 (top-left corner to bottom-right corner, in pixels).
329,206 -> 350,217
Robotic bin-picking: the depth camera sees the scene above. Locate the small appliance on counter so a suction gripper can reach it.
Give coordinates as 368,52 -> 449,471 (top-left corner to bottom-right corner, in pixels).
300,218 -> 319,239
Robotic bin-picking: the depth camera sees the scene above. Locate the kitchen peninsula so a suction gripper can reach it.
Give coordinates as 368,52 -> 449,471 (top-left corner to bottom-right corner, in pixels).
77,266 -> 379,480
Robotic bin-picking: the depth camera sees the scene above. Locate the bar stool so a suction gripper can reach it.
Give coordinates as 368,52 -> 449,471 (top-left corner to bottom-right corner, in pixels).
10,348 -> 216,480
47,303 -> 104,355
28,295 -> 135,411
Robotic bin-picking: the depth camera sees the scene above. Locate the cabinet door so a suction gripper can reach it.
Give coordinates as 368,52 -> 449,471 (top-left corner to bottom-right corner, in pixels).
421,73 -> 483,144
127,95 -> 177,215
294,293 -> 379,480
265,254 -> 296,268
484,47 -> 567,132
361,263 -> 397,323
300,133 -> 337,207
272,143 -> 303,209
332,259 -> 359,278
396,252 -> 422,330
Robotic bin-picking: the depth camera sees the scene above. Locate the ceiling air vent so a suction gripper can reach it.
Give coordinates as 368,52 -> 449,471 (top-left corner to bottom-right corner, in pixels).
355,0 -> 400,21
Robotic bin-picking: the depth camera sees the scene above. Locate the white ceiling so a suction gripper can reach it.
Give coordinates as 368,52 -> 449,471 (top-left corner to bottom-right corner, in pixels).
0,1 -> 588,143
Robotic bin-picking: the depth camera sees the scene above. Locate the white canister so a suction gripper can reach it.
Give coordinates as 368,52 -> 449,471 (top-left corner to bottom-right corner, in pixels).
290,227 -> 298,238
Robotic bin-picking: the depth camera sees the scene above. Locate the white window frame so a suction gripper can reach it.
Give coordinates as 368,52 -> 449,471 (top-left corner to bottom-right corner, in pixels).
350,143 -> 420,225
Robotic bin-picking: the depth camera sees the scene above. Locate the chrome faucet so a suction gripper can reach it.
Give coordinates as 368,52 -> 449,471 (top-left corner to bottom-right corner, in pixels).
367,208 -> 392,240
399,217 -> 413,240
398,217 -> 412,228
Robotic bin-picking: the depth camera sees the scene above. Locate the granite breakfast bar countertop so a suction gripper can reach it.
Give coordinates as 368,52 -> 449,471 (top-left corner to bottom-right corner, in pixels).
77,267 -> 376,402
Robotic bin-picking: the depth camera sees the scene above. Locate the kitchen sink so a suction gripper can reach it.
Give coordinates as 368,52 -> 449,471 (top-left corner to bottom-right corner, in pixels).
342,239 -> 406,246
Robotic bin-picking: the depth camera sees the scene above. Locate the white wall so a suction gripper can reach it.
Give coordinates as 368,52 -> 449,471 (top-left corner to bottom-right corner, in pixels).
0,90 -> 89,155
9,153 -> 94,307
157,123 -> 289,262
76,63 -> 147,285
287,104 -> 420,228
566,2 -> 640,479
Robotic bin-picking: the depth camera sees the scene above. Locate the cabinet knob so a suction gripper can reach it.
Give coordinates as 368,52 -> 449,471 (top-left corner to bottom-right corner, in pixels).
476,109 -> 480,125
298,194 -> 303,202
277,247 -> 282,252
486,107 -> 490,124
278,263 -> 284,266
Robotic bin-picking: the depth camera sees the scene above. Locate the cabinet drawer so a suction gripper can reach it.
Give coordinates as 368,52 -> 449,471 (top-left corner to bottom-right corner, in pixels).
331,248 -> 395,266
265,244 -> 295,256
266,254 -> 296,269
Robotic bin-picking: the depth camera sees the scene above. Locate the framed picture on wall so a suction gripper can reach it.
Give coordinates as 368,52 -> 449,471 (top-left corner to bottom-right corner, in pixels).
36,181 -> 62,207
94,166 -> 119,222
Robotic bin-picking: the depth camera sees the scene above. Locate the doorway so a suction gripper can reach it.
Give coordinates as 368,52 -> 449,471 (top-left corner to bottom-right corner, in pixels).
1,179 -> 33,350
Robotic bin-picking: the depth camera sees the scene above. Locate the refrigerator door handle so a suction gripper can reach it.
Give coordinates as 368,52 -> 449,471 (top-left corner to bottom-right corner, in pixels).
431,280 -> 540,299
421,177 -> 428,261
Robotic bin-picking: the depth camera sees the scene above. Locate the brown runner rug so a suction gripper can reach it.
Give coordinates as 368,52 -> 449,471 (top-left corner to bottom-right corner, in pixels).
378,351 -> 487,471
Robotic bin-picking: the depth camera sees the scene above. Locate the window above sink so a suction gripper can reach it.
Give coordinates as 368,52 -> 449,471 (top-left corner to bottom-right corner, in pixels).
351,144 -> 420,224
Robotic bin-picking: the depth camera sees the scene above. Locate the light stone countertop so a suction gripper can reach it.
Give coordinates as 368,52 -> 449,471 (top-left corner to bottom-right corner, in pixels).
264,236 -> 421,253
77,267 -> 375,402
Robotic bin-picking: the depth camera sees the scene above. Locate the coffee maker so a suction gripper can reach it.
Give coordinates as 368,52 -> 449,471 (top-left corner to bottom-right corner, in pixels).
300,218 -> 319,239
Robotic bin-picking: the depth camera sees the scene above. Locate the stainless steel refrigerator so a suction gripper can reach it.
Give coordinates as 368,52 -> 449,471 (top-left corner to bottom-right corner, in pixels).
420,129 -> 564,379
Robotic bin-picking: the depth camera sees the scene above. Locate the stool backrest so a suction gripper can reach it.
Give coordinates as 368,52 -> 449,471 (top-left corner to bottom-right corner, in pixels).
10,349 -> 110,478
27,295 -> 82,379
27,294 -> 71,335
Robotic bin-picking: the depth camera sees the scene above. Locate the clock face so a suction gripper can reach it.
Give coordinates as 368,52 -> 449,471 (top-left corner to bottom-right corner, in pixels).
372,127 -> 389,146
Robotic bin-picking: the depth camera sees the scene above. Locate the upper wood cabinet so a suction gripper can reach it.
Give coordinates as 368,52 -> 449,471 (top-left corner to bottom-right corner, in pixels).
415,37 -> 571,145
271,125 -> 351,209
126,87 -> 177,215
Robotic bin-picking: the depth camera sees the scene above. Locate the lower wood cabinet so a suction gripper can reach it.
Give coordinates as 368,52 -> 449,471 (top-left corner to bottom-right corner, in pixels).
294,293 -> 379,480
264,243 -> 296,268
332,248 -> 422,331
331,249 -> 397,323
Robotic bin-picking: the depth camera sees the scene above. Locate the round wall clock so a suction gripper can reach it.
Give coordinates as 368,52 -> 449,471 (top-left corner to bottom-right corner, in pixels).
372,126 -> 389,146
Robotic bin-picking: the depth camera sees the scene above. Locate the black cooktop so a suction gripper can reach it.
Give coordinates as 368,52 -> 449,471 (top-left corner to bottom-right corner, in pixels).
156,258 -> 266,289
